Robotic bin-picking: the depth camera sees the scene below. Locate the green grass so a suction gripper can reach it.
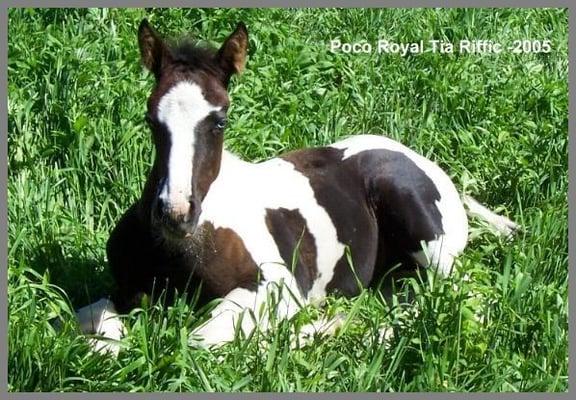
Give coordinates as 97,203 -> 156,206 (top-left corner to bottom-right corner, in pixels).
7,8 -> 568,392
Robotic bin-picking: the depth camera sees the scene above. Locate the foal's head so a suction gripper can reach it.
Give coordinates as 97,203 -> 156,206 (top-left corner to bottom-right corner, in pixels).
138,19 -> 248,239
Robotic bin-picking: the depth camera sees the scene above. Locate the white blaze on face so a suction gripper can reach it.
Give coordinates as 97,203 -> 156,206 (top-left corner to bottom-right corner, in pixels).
156,81 -> 221,216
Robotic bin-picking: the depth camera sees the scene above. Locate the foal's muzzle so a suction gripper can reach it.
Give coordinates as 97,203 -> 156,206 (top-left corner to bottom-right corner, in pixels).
152,197 -> 200,238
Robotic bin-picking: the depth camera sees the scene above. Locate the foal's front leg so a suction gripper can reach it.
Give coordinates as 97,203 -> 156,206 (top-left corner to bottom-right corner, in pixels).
190,267 -> 305,348
76,297 -> 125,355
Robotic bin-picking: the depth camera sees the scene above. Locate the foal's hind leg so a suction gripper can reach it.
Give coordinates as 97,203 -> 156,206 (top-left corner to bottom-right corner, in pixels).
344,146 -> 468,278
370,169 -> 468,277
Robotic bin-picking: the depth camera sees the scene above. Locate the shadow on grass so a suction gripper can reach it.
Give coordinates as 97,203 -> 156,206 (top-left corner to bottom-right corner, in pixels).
28,241 -> 115,309
374,266 -> 423,302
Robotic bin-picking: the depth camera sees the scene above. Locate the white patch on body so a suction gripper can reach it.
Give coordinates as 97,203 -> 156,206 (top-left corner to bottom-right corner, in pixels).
76,297 -> 125,355
331,134 -> 469,276
156,81 -> 221,215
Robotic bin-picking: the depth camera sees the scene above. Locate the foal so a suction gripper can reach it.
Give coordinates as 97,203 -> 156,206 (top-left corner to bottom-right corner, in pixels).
77,20 -> 518,353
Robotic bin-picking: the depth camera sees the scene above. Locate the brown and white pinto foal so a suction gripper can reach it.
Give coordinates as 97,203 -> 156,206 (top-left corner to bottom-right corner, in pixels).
77,20 -> 518,353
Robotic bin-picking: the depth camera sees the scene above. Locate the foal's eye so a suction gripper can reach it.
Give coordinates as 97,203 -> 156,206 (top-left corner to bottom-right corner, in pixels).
215,118 -> 227,130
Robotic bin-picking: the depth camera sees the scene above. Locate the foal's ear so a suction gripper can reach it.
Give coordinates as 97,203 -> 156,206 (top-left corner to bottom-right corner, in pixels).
138,19 -> 171,78
216,22 -> 249,83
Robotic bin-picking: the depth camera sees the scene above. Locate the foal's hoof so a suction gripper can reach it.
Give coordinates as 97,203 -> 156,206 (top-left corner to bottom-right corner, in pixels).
291,313 -> 347,349
188,334 -> 211,350
87,336 -> 123,356
494,215 -> 521,239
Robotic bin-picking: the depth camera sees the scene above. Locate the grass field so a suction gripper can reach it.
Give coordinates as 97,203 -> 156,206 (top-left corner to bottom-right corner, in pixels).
7,8 -> 568,392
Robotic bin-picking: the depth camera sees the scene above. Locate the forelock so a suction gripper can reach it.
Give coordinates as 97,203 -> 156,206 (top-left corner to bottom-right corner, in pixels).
167,38 -> 221,77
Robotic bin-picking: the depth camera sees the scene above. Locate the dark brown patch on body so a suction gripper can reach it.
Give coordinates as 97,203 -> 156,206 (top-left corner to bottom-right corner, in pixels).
265,208 -> 318,296
349,149 -> 444,246
196,222 -> 262,297
281,147 -> 379,297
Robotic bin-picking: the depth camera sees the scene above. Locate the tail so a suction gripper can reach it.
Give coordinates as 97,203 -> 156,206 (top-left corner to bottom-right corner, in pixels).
461,195 -> 520,238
